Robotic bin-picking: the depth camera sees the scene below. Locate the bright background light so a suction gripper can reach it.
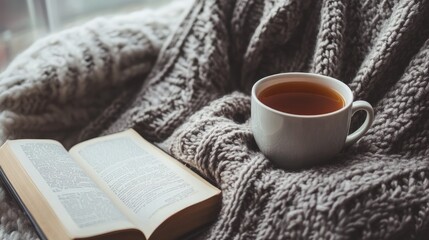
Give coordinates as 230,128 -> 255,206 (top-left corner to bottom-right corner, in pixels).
0,0 -> 174,71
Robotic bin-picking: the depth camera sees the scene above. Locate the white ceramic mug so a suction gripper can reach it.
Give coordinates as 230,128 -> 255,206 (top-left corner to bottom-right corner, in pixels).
251,72 -> 374,168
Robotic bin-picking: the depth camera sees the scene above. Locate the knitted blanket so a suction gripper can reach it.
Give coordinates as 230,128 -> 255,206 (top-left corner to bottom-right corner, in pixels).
1,0 -> 429,239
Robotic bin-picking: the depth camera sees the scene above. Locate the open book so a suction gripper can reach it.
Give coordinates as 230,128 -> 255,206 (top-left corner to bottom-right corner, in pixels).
0,129 -> 221,240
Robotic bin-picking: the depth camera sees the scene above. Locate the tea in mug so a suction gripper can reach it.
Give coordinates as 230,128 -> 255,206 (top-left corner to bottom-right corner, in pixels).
257,81 -> 345,115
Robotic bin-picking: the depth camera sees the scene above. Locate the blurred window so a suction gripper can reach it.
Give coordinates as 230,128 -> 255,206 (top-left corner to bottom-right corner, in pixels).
0,0 -> 174,71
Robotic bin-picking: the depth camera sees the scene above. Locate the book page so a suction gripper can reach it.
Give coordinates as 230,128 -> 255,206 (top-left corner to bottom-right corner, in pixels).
69,130 -> 220,237
8,140 -> 135,238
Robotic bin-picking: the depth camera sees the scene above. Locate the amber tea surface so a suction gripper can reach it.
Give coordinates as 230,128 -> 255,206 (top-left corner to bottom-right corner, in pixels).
258,81 -> 345,115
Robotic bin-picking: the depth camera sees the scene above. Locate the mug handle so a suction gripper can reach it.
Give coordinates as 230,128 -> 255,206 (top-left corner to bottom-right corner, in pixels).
345,100 -> 375,146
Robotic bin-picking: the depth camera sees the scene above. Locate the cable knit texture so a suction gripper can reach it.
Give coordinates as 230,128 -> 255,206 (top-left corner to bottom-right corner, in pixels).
1,0 -> 429,239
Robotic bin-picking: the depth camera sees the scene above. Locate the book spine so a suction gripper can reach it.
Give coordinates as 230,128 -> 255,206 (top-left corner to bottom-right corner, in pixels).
0,168 -> 48,240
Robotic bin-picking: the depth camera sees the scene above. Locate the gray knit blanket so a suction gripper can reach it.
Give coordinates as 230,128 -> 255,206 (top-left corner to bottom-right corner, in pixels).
1,0 -> 429,239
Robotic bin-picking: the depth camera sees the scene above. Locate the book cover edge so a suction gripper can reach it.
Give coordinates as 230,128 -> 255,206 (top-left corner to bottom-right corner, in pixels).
0,167 -> 48,240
